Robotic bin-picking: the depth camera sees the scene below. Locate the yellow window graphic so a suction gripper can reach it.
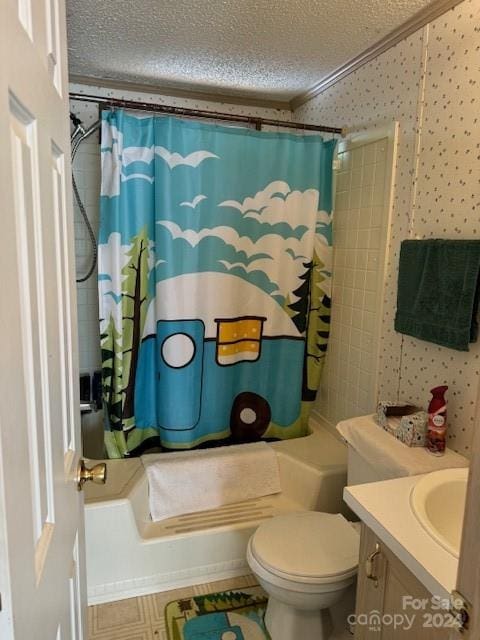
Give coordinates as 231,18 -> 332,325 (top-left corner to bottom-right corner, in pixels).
215,317 -> 265,366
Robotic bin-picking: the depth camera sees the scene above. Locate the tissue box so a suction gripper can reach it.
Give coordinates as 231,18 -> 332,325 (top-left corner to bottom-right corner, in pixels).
376,401 -> 428,447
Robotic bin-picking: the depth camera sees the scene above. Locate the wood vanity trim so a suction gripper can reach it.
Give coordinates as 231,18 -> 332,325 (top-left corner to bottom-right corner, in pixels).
355,523 -> 450,638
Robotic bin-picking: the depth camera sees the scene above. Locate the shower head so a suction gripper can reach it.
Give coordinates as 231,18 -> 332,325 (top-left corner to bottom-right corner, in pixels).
70,117 -> 101,283
70,111 -> 83,128
70,111 -> 86,140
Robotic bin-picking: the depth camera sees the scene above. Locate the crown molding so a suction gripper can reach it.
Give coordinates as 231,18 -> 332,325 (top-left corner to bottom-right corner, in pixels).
68,74 -> 291,112
290,0 -> 465,110
70,0 -> 464,116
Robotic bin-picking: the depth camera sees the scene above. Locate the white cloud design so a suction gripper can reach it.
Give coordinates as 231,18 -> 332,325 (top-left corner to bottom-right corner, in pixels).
101,125 -> 122,197
157,219 -> 316,301
101,120 -> 123,153
317,210 -> 331,225
122,145 -> 153,166
285,248 -> 307,261
121,173 -> 154,184
101,151 -> 119,197
220,180 -> 334,300
157,220 -> 223,248
219,180 -> 321,231
220,181 -> 289,213
155,146 -> 219,169
157,220 -> 311,255
314,235 -> 333,298
218,259 -> 271,273
98,232 -> 130,332
101,137 -> 219,197
120,145 -> 219,169
98,232 -> 154,332
314,234 -> 331,264
180,194 -> 207,209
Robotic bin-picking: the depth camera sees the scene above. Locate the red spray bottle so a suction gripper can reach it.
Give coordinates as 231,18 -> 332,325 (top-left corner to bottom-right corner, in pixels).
426,385 -> 448,456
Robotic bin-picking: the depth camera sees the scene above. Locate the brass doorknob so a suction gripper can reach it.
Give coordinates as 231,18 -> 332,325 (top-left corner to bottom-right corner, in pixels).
77,460 -> 107,491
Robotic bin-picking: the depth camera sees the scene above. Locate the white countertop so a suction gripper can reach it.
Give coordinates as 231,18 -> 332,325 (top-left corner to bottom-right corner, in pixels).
344,474 -> 459,599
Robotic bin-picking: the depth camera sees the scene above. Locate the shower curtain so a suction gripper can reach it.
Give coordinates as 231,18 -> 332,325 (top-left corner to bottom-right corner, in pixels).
99,110 -> 335,457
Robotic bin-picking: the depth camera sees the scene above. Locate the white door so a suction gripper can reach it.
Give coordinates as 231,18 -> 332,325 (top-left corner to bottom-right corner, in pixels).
0,0 -> 87,638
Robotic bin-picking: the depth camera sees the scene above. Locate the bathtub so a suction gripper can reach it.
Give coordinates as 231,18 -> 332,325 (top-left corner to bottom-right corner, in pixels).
84,418 -> 348,604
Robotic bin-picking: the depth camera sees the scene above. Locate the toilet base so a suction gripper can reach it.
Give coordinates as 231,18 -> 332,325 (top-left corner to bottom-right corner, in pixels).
264,595 -> 333,640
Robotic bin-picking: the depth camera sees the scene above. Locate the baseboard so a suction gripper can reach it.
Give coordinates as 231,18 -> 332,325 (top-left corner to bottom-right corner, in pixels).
88,557 -> 249,605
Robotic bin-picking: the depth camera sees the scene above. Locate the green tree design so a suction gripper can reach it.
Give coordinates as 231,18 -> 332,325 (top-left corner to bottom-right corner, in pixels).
193,591 -> 264,614
304,253 -> 331,400
288,256 -> 331,401
281,293 -> 297,319
100,315 -> 123,430
121,227 -> 151,432
288,261 -> 313,334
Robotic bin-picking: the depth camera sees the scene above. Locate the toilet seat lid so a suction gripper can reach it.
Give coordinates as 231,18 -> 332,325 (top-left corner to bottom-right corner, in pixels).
250,512 -> 359,581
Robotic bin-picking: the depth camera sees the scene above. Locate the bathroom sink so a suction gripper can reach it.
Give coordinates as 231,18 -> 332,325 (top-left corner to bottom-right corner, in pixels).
410,467 -> 468,558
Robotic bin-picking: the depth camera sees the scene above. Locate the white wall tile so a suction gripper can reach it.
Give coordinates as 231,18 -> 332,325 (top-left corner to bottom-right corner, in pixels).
315,137 -> 390,425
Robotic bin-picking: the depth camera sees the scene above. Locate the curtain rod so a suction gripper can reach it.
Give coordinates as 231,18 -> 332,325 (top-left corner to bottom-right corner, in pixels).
69,92 -> 344,135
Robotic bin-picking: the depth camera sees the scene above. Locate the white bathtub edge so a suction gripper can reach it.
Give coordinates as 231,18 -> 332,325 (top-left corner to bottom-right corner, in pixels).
85,422 -> 348,604
88,557 -> 249,605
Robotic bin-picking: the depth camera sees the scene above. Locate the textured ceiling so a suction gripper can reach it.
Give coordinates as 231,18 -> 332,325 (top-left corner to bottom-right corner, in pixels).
66,0 -> 434,102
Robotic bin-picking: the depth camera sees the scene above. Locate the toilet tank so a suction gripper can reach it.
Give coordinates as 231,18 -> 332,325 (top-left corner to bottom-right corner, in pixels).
339,415 -> 468,486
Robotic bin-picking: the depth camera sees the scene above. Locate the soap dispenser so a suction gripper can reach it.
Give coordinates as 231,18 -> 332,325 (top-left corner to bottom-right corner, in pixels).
426,385 -> 448,456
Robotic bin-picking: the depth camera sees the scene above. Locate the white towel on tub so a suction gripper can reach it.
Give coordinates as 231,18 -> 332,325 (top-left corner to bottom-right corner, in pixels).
142,442 -> 281,522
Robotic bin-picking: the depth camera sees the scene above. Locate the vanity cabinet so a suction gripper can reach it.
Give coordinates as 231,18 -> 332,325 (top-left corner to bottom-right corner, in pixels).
354,524 -> 451,639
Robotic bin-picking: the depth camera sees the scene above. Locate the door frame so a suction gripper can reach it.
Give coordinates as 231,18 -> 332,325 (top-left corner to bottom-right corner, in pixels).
453,387 -> 480,637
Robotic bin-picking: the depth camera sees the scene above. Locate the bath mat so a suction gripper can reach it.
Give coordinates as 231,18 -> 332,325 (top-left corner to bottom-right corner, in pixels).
165,586 -> 270,640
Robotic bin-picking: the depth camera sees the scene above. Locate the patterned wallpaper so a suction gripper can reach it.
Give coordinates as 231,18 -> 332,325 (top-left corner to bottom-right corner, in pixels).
69,82 -> 292,127
294,0 -> 479,456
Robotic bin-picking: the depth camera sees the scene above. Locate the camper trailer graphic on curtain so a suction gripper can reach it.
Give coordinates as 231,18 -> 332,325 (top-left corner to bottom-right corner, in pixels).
216,317 -> 264,365
98,111 -> 335,457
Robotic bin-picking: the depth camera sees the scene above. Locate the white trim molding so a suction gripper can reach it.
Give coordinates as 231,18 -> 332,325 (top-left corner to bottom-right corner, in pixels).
290,0 -> 465,109
69,74 -> 291,112
88,558 -> 249,605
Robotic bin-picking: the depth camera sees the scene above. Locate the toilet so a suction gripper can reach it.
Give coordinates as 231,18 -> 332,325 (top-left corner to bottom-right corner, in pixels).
246,433 -> 372,640
246,414 -> 465,639
245,419 -> 401,640
247,511 -> 359,640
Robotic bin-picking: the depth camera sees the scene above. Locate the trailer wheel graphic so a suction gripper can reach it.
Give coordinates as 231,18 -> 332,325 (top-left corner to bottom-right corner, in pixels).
230,392 -> 271,441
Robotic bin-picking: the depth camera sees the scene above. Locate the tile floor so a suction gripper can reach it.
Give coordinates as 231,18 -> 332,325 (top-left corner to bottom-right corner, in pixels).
88,574 -> 261,640
88,573 -> 355,639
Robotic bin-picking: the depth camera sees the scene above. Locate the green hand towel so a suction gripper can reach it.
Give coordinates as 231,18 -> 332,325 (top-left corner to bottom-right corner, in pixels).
395,239 -> 480,351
